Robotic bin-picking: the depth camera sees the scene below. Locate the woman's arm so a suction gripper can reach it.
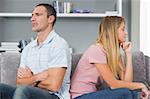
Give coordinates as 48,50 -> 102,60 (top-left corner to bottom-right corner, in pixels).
95,63 -> 150,98
124,52 -> 133,81
96,63 -> 150,98
121,42 -> 133,81
95,63 -> 144,90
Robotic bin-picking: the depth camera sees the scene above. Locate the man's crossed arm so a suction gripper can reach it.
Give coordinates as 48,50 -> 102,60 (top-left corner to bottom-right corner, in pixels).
16,66 -> 66,92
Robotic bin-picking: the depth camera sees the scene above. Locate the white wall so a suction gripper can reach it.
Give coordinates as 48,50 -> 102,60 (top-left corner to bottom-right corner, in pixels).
131,0 -> 140,51
0,0 -> 131,53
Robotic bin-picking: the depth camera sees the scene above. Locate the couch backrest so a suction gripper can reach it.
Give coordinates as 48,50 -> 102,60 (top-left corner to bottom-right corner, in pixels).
0,51 -> 149,87
132,51 -> 147,83
71,54 -> 82,78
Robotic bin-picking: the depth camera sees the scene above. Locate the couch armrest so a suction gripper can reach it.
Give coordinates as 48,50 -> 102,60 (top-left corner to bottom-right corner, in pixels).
0,53 -> 2,82
145,55 -> 150,87
0,53 -> 21,86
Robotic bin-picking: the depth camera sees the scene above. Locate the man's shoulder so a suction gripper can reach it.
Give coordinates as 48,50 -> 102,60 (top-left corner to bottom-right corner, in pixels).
24,41 -> 34,48
52,33 -> 69,48
22,41 -> 35,52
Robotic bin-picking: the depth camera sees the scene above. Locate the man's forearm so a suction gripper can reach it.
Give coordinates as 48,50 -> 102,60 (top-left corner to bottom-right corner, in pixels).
36,68 -> 66,92
37,79 -> 50,89
16,75 -> 37,86
37,79 -> 57,92
16,67 -> 48,86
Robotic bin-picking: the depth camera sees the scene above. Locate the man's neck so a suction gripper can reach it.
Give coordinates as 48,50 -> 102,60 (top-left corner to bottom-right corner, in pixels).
37,27 -> 53,45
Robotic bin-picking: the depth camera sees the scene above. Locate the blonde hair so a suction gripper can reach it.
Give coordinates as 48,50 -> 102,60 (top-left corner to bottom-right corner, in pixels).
97,16 -> 125,78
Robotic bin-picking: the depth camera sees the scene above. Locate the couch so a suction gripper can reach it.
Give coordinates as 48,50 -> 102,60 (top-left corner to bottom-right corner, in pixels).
0,51 -> 150,97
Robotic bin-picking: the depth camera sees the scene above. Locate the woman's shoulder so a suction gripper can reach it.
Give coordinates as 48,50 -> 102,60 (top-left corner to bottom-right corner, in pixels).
88,43 -> 106,53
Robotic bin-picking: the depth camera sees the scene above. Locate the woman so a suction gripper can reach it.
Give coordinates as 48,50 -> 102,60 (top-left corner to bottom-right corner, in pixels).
70,16 -> 150,99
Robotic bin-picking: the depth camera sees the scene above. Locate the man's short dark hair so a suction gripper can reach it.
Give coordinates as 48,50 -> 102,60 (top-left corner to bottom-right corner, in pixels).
36,3 -> 57,26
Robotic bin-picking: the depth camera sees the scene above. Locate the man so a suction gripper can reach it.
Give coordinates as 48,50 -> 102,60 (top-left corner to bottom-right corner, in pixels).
0,3 -> 71,99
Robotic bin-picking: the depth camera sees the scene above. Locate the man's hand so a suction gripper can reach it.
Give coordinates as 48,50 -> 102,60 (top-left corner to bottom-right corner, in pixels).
34,70 -> 48,82
17,67 -> 33,78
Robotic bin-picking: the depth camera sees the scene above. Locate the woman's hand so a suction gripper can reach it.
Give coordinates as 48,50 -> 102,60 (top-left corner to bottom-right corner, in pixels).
120,41 -> 132,54
141,85 -> 150,99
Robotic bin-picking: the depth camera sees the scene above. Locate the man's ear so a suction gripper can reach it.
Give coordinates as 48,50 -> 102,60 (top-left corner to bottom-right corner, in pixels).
48,15 -> 55,24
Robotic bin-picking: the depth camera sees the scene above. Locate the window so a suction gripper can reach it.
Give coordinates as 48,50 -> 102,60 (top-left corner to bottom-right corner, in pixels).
140,0 -> 150,56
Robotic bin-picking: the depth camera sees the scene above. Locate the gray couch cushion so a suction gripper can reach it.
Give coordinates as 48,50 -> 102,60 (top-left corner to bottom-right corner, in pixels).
132,51 -> 146,83
71,54 -> 82,78
0,53 -> 21,86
